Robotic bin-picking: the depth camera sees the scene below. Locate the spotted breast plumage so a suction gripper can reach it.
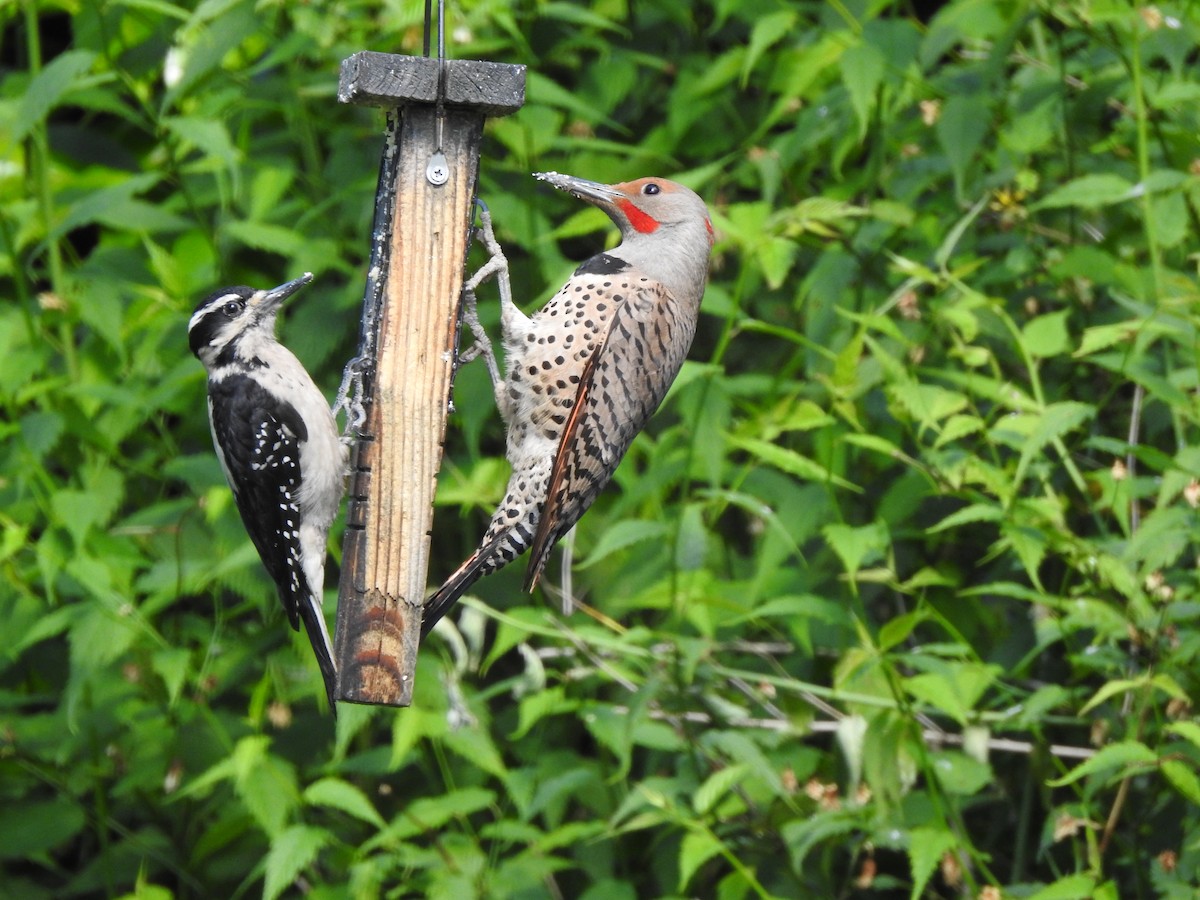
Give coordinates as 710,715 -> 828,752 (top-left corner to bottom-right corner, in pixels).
422,172 -> 714,635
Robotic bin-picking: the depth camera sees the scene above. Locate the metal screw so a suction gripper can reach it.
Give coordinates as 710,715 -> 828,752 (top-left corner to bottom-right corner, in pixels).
426,152 -> 449,186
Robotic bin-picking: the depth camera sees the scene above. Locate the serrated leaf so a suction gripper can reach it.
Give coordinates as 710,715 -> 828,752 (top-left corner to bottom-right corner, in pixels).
757,236 -> 798,289
304,778 -> 386,828
151,647 -> 190,705
1033,173 -> 1135,209
840,40 -> 885,136
1014,401 -> 1095,486
578,519 -> 670,569
1078,677 -> 1143,715
1123,505 -> 1189,571
823,520 -> 889,577
223,221 -> 308,257
781,810 -> 860,869
384,788 -> 496,839
729,435 -> 858,490
741,10 -> 796,85
937,94 -> 989,196
1075,321 -> 1137,357
1022,310 -> 1070,357
693,764 -> 751,816
928,502 -> 1003,533
1166,721 -> 1200,750
1026,874 -> 1099,900
1047,741 -> 1156,787
263,825 -> 331,900
678,829 -> 723,891
513,685 -> 577,740
878,609 -> 926,651
908,826 -> 956,900
0,799 -> 86,860
674,503 -> 707,571
1162,759 -> 1200,805
15,50 -> 97,143
443,726 -> 507,779
930,751 -> 992,795
231,736 -> 298,838
163,115 -> 240,167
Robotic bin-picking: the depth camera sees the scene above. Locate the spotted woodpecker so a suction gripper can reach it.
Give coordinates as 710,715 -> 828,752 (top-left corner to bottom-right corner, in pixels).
188,273 -> 345,712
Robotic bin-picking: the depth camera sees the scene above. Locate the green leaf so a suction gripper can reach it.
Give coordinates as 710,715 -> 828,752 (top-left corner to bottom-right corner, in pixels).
1014,401 -> 1095,486
1034,173 -> 1136,209
1078,677 -> 1143,715
1021,310 -> 1070,357
443,726 -> 507,779
730,435 -> 858,490
231,736 -> 299,838
693,764 -> 751,816
678,829 -> 723,891
908,826 -> 956,900
1166,721 -> 1200,750
823,521 -> 890,577
381,788 -> 496,839
1047,741 -> 1156,787
513,685 -> 578,739
928,503 -> 1003,533
756,236 -> 798,289
937,95 -> 989,196
1026,874 -> 1100,900
151,647 -> 190,705
1075,321 -> 1137,357
741,10 -> 797,86
1161,760 -> 1200,805
223,221 -> 309,257
878,609 -> 926,652
0,799 -> 86,860
263,825 -> 331,900
1123,505 -> 1189,571
781,810 -> 860,869
163,115 -> 240,168
577,519 -> 670,569
840,41 -> 885,137
930,751 -> 992,795
15,50 -> 97,142
674,503 -> 707,571
304,778 -> 386,828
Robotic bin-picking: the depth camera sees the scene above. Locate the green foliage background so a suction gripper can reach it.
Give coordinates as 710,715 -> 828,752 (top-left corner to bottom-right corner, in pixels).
3,0 -> 1200,897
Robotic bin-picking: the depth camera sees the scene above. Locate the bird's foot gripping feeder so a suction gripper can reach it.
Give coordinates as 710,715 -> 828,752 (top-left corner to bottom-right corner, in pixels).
455,203 -> 513,413
332,50 -> 525,707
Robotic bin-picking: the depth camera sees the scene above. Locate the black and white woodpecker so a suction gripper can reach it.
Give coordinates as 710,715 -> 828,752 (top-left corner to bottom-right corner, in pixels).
188,273 -> 346,712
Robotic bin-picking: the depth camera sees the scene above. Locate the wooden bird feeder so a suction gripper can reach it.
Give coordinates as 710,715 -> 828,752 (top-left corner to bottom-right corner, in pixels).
333,50 -> 525,706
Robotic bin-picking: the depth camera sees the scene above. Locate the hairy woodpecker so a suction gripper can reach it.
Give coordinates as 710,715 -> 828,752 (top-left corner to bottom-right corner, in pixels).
188,273 -> 345,712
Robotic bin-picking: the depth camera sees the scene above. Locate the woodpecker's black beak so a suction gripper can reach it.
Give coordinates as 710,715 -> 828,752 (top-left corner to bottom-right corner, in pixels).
252,272 -> 314,316
534,171 -> 620,207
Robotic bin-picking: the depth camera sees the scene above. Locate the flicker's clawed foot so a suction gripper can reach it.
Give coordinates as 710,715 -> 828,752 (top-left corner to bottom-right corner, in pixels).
458,201 -> 518,419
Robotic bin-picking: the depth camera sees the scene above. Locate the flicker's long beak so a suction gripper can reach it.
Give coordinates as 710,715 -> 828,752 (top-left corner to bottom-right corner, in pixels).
534,171 -> 620,207
251,272 -> 314,316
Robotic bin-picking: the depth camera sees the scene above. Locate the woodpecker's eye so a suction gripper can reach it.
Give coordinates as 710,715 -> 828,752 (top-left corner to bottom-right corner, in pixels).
223,301 -> 243,317
642,183 -> 661,195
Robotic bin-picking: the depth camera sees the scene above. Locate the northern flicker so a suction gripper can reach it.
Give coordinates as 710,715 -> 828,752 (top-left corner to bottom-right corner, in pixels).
422,172 -> 714,635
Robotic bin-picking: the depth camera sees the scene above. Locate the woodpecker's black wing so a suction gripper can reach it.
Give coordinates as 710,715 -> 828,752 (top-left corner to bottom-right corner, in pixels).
207,373 -> 311,629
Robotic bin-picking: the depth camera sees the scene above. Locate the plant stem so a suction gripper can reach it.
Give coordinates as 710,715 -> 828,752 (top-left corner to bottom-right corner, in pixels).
23,0 -> 78,382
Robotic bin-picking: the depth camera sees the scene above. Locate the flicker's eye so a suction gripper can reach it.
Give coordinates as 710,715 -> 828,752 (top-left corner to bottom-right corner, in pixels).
223,301 -> 242,317
642,183 -> 661,195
